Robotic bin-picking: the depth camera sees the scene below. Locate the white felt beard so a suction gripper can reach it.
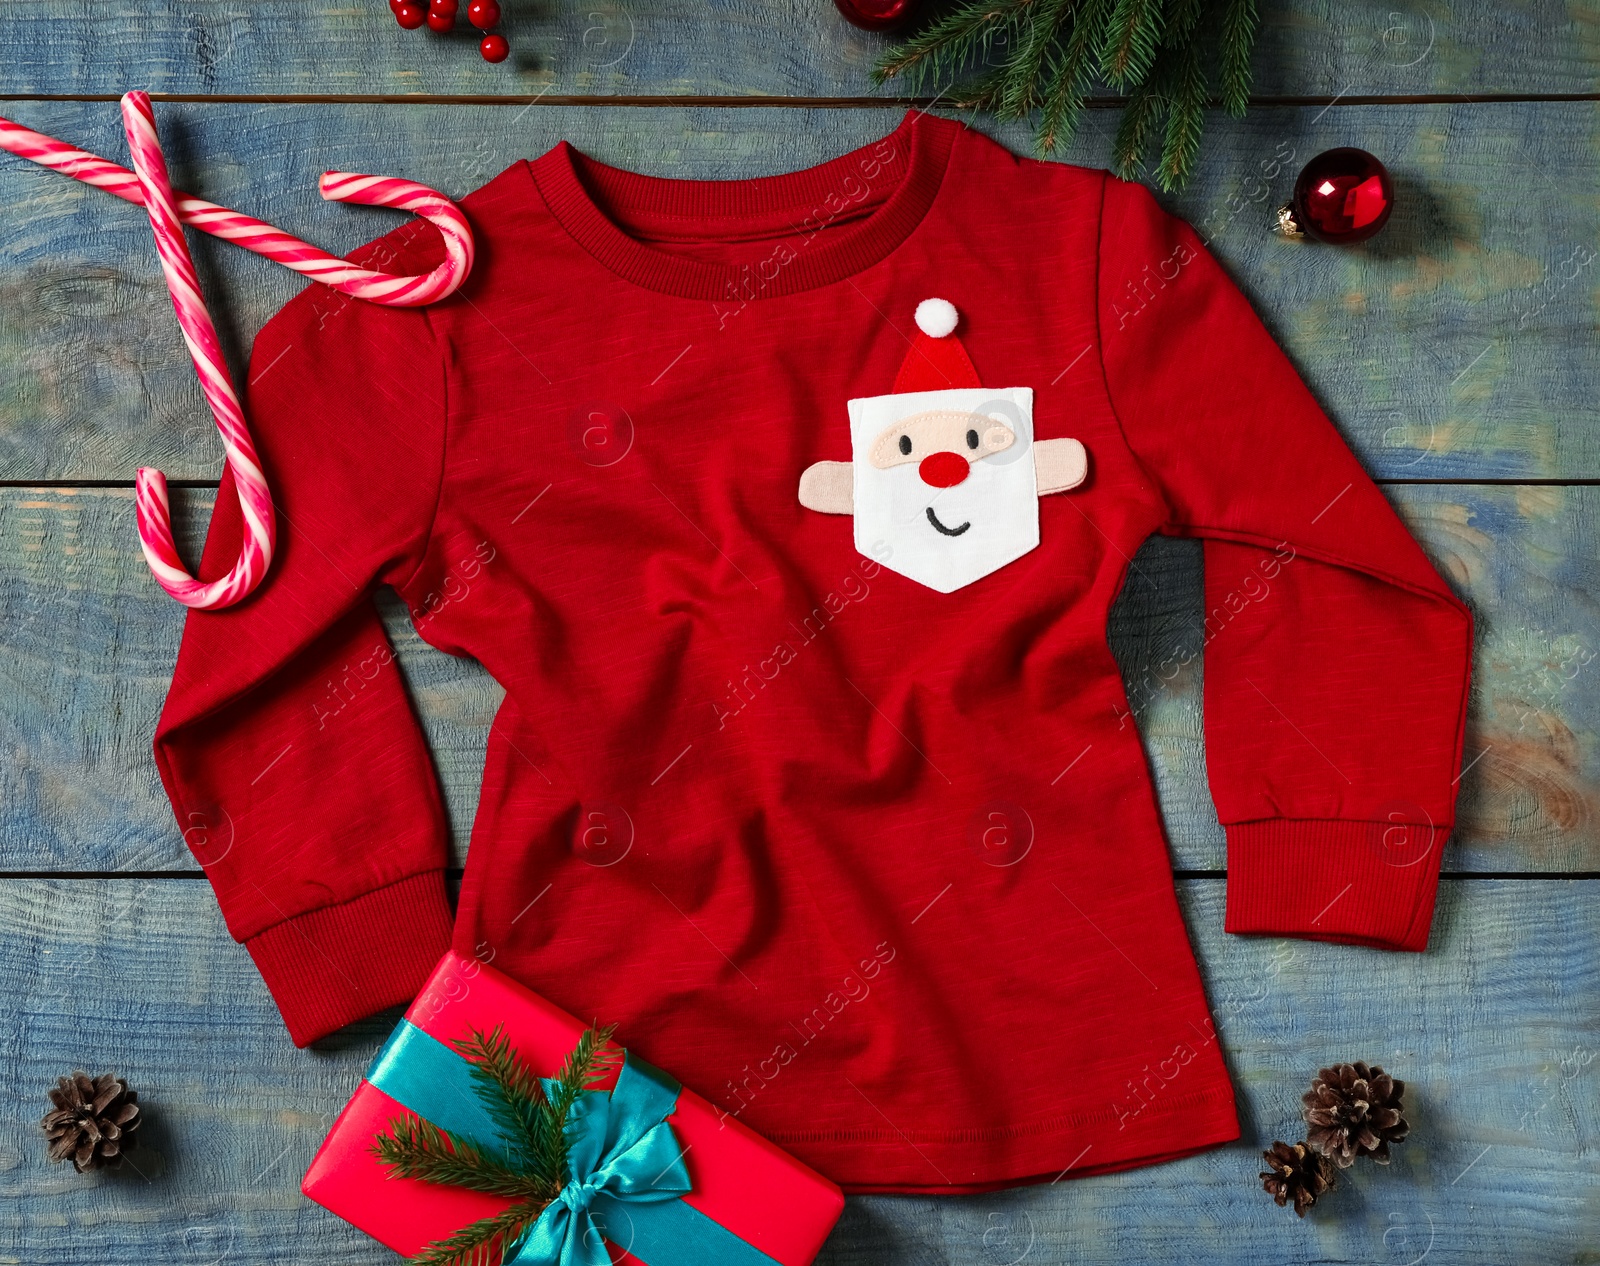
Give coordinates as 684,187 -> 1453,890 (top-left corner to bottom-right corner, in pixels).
848,387 -> 1038,594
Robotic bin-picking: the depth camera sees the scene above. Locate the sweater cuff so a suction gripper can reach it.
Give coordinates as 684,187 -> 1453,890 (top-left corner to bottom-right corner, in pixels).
244,871 -> 455,1047
1224,819 -> 1446,953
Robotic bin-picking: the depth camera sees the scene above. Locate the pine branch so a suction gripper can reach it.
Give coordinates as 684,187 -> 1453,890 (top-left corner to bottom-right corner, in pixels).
454,1025 -> 547,1177
547,1025 -> 622,1122
409,1198 -> 546,1266
1036,0 -> 1111,153
1111,59 -> 1170,179
872,0 -> 1263,189
372,1116 -> 552,1201
871,0 -> 1033,94
373,1026 -> 626,1266
1163,0 -> 1204,47
538,1024 -> 621,1183
952,64 -> 1014,112
1143,0 -> 1204,187
1098,0 -> 1165,88
1156,38 -> 1207,189
995,0 -> 1074,120
1218,0 -> 1258,116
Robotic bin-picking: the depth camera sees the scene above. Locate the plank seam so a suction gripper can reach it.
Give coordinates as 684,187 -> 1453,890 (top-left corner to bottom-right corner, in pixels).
2,93 -> 1598,108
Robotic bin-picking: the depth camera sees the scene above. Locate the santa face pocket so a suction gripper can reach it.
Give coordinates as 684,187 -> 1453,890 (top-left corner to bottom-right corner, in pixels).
795,300 -> 1088,595
849,387 -> 1039,594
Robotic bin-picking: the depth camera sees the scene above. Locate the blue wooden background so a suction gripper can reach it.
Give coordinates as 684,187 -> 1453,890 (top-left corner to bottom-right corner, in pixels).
0,3 -> 1596,1263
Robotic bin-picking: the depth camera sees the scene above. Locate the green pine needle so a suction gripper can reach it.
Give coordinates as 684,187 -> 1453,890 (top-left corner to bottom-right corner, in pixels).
454,1025 -> 549,1178
1156,40 -> 1207,188
1219,0 -> 1258,115
1143,0 -> 1206,188
1111,62 -> 1170,179
873,0 -> 1263,189
1162,0 -> 1204,43
536,1023 -> 620,1187
408,1198 -> 547,1266
1099,0 -> 1166,88
996,0 -> 1074,120
371,1116 -> 550,1200
1036,0 -> 1112,153
871,0 -> 1034,94
952,64 -> 1014,112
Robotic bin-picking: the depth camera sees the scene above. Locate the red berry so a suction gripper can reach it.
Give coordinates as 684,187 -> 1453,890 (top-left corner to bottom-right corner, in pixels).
479,32 -> 510,61
430,0 -> 457,12
389,0 -> 406,10
426,9 -> 454,30
468,0 -> 500,29
394,2 -> 426,28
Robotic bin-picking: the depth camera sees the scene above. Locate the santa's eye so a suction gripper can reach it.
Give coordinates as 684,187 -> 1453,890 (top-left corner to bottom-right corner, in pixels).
898,435 -> 912,455
966,429 -> 979,450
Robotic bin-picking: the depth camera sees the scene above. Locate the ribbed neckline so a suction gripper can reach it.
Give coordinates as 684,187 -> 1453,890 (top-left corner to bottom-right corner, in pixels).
526,111 -> 957,301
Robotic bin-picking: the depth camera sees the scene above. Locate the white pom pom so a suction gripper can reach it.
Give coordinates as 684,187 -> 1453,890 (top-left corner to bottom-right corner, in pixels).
915,297 -> 959,338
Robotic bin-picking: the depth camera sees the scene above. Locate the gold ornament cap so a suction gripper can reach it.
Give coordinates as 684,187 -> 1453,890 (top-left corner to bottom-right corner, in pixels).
1273,202 -> 1305,238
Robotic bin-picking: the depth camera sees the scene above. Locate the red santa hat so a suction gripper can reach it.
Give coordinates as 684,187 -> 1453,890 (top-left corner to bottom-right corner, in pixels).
892,298 -> 981,394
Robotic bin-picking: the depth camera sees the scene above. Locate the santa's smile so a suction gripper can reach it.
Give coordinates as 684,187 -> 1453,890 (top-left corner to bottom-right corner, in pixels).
925,506 -> 971,536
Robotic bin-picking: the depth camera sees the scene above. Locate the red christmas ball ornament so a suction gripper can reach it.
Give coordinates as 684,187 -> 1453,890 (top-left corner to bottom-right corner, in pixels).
833,0 -> 921,32
1276,148 -> 1394,244
393,1 -> 427,29
479,32 -> 510,61
468,0 -> 501,30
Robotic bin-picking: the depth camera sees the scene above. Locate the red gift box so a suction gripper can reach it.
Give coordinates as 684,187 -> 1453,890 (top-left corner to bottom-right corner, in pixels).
303,951 -> 844,1265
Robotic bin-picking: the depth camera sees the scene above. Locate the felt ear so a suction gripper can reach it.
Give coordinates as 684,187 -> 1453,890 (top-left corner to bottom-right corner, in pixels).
1035,438 -> 1088,495
799,461 -> 854,515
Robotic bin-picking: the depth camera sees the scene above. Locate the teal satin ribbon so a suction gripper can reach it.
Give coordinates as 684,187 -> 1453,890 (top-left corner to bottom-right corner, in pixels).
367,1021 -> 779,1266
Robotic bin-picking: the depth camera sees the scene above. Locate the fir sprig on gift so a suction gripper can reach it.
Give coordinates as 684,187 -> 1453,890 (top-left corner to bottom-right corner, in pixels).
871,0 -> 1261,190
405,1200 -> 551,1266
454,1025 -> 552,1174
538,1024 -> 623,1186
374,1116 -> 545,1198
371,1022 -> 619,1266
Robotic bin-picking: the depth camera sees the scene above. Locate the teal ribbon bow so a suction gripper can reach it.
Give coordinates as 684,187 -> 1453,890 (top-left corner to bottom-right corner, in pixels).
368,1021 -> 778,1266
510,1056 -> 690,1266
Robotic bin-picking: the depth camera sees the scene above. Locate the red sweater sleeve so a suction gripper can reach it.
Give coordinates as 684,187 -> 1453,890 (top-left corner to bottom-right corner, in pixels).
153,228 -> 454,1045
1097,177 -> 1473,952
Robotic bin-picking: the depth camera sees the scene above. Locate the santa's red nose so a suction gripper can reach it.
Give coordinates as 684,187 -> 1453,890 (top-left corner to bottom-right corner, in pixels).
919,451 -> 969,488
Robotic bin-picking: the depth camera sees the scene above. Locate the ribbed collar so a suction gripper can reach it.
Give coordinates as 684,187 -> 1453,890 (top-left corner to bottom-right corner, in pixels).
526,111 -> 958,301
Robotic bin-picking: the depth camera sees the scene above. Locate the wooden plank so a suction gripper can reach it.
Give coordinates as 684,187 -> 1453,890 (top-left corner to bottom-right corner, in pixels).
0,877 -> 1592,1263
0,1 -> 1592,99
0,483 -> 1593,875
0,100 -> 1595,482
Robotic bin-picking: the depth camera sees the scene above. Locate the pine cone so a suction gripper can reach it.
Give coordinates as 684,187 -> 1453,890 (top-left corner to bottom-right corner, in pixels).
1260,1140 -> 1336,1216
41,1072 -> 141,1173
1302,1061 -> 1408,1167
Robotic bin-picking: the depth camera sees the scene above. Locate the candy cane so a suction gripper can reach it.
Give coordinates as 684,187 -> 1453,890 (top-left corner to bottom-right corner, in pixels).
0,112 -> 473,305
119,92 -> 274,610
0,93 -> 476,608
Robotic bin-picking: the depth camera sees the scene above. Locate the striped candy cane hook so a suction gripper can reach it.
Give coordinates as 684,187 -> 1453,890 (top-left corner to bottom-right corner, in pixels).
123,91 -> 276,610
0,114 -> 474,306
0,96 -> 475,608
